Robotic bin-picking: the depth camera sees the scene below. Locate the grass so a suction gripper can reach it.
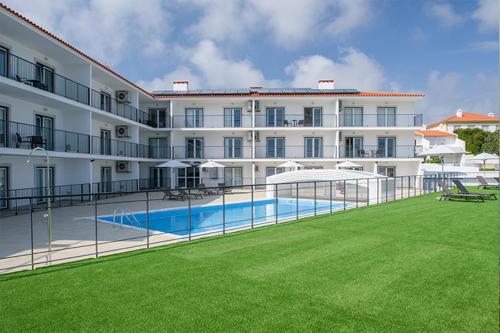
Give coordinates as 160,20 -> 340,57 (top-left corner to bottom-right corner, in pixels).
0,190 -> 498,332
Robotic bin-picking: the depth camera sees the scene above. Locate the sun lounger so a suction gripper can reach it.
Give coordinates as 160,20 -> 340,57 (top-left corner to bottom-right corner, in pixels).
493,177 -> 499,184
436,180 -> 484,202
162,190 -> 187,201
476,176 -> 499,189
452,179 -> 496,200
178,188 -> 203,199
198,183 -> 217,195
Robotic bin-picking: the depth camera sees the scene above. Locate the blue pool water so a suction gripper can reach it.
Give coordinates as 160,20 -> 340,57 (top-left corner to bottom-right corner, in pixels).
99,198 -> 347,236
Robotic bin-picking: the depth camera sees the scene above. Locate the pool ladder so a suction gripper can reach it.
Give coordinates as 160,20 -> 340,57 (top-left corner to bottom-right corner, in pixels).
112,209 -> 141,228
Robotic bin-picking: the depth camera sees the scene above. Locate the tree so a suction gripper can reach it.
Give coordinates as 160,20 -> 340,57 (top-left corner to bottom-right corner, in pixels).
481,131 -> 499,155
454,128 -> 488,155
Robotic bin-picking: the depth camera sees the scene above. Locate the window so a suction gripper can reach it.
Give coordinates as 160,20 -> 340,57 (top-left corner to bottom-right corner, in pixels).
342,107 -> 363,126
149,167 -> 169,188
186,138 -> 203,158
35,166 -> 54,203
185,108 -> 203,128
0,106 -> 7,147
377,107 -> 396,126
266,107 -> 285,127
35,115 -> 54,150
35,62 -> 54,92
224,108 -> 242,127
224,137 -> 242,158
208,168 -> 218,179
100,129 -> 111,155
377,137 -> 396,157
378,166 -> 395,177
266,167 -> 285,177
149,137 -> 169,159
344,137 -> 364,158
304,107 -> 322,127
0,167 -> 8,209
304,137 -> 323,158
177,166 -> 200,188
100,91 -> 111,112
224,167 -> 243,186
0,46 -> 8,77
100,167 -> 112,193
266,137 -> 285,158
149,108 -> 169,128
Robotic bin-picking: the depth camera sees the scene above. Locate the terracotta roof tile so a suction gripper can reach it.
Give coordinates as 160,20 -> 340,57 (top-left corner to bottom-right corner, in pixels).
416,130 -> 455,137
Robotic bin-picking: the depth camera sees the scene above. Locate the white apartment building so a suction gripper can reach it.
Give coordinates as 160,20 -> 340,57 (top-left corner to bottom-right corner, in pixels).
0,4 -> 424,207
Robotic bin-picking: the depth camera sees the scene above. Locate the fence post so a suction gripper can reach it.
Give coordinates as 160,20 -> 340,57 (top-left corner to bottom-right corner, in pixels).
314,181 -> 317,216
343,180 -> 346,210
414,176 -> 417,197
419,176 -> 422,196
355,179 -> 358,208
30,198 -> 34,270
400,176 -> 403,200
188,188 -> 192,241
393,176 -> 396,201
366,179 -> 369,206
94,195 -> 98,258
296,182 -> 299,220
377,178 -> 379,204
407,176 -> 411,198
146,191 -> 150,249
385,178 -> 388,202
329,180 -> 333,213
275,183 -> 278,224
251,185 -> 254,229
222,189 -> 226,235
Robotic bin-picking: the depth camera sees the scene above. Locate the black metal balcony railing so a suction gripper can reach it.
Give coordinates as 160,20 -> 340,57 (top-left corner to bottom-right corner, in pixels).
338,145 -> 417,158
91,90 -> 151,125
0,120 -> 170,159
338,114 -> 423,127
1,52 -> 90,105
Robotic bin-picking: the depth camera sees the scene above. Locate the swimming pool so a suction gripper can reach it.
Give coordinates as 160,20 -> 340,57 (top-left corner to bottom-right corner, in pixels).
99,198 -> 348,236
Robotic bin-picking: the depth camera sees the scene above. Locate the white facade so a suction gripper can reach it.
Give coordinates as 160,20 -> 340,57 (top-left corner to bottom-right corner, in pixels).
0,6 -> 425,200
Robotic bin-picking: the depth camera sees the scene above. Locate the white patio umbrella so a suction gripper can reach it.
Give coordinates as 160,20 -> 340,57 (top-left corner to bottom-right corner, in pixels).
278,160 -> 303,170
418,145 -> 468,171
156,160 -> 190,168
199,160 -> 226,168
336,160 -> 362,170
156,160 -> 190,188
471,153 -> 499,169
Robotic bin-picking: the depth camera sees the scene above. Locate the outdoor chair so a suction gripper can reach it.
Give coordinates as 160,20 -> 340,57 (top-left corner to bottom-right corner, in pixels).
298,120 -> 304,126
436,180 -> 484,202
452,179 -> 496,200
476,176 -> 499,189
283,120 -> 289,127
162,190 -> 187,201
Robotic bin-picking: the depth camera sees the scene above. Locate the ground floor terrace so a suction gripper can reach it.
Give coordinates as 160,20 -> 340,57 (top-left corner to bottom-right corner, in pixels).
0,184 -> 496,332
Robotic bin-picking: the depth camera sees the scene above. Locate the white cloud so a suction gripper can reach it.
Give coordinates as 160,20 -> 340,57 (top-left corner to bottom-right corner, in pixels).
285,49 -> 386,90
325,0 -> 372,36
186,0 -> 371,47
467,40 -> 499,52
3,0 -> 170,66
425,1 -> 463,26
472,0 -> 499,31
136,66 -> 201,91
417,70 -> 498,122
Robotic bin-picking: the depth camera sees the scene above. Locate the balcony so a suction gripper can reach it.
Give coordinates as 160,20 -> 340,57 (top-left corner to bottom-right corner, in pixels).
254,145 -> 337,159
1,52 -> 90,105
0,120 -> 169,159
338,145 -> 416,158
90,90 -> 151,126
171,145 -> 253,159
338,114 -> 423,127
254,113 -> 335,128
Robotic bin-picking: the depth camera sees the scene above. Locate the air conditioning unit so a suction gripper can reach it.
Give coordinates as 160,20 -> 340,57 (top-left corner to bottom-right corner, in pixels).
115,125 -> 129,138
116,161 -> 130,173
246,131 -> 253,142
116,90 -> 130,103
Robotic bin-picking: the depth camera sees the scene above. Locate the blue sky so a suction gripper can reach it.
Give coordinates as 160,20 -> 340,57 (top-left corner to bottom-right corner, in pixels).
3,0 -> 499,122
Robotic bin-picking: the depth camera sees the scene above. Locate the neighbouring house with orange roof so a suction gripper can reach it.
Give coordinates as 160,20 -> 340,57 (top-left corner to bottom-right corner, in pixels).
427,109 -> 499,133
415,129 -> 465,159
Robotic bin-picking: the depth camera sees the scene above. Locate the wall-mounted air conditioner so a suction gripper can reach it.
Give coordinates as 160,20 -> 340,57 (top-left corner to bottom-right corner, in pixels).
116,90 -> 130,103
115,125 -> 129,138
116,161 -> 130,173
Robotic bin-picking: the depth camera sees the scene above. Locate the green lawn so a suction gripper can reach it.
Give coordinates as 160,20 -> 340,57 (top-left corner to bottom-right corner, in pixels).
0,191 -> 498,332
